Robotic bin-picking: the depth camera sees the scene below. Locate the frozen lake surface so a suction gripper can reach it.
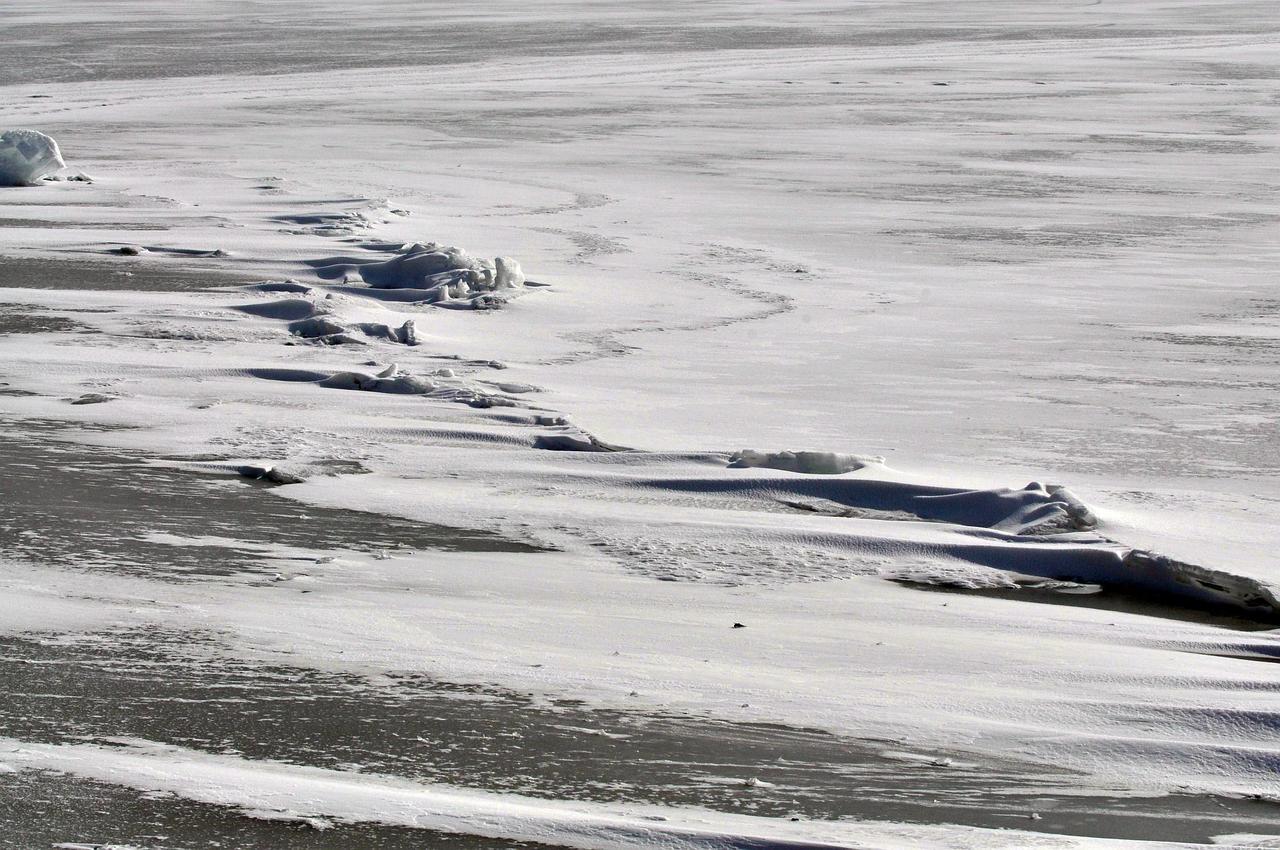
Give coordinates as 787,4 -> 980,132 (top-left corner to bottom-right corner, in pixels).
1,1 -> 1278,847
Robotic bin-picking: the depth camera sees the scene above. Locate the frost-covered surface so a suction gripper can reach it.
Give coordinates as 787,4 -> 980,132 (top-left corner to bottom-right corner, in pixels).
0,128 -> 64,186
0,0 -> 1278,847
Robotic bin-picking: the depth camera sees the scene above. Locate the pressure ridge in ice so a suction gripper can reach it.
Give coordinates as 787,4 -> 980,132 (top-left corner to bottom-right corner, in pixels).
0,130 -> 65,186
359,243 -> 525,291
312,242 -> 526,307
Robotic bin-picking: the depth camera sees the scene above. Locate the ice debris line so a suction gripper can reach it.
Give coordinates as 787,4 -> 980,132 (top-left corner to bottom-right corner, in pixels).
0,129 -> 65,186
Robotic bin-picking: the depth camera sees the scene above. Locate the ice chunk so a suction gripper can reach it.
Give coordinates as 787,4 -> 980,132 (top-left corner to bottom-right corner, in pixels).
534,434 -> 630,452
729,449 -> 884,475
69,393 -> 115,405
1044,484 -> 1098,529
494,256 -> 525,289
1120,550 -> 1280,615
0,129 -> 66,186
233,463 -> 306,485
354,320 -> 419,345
398,319 -> 418,346
289,316 -> 349,339
359,243 -> 478,289
319,370 -> 435,394
343,243 -> 527,294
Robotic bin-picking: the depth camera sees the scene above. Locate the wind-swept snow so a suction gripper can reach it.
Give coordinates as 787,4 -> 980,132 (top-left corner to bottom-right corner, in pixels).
0,1 -> 1278,845
0,738 -> 1194,850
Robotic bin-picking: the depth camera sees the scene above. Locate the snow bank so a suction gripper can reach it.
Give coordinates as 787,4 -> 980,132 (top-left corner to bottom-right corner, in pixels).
0,129 -> 65,186
704,472 -> 1095,534
730,449 -> 884,475
289,316 -> 418,346
1121,550 -> 1280,616
534,434 -> 630,452
358,243 -> 524,291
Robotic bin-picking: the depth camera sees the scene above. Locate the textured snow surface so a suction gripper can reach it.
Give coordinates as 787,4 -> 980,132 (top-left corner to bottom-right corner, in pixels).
0,738 -> 1213,850
1,0 -> 1278,846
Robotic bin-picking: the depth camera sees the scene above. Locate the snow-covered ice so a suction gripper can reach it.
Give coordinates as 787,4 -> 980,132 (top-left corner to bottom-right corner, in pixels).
0,0 -> 1278,846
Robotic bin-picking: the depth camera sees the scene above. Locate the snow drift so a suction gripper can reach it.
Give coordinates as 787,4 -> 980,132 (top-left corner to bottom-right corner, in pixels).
0,129 -> 65,186
0,737 -> 1142,850
233,293 -> 419,346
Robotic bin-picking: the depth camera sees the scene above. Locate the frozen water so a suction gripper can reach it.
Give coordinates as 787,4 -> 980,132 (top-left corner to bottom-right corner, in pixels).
1,1 -> 1278,846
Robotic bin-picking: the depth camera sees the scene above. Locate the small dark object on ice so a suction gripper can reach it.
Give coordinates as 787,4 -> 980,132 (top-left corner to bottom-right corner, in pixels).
732,622 -> 745,629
